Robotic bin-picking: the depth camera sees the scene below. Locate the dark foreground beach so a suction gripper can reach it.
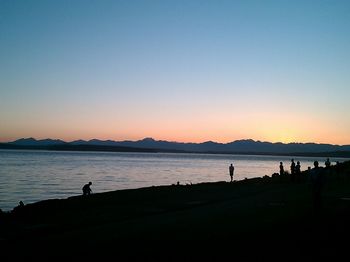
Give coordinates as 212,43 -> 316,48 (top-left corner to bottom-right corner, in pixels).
1,161 -> 350,261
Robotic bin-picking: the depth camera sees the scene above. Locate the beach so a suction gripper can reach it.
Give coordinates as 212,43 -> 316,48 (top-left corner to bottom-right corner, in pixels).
1,161 -> 350,261
2,149 -> 349,211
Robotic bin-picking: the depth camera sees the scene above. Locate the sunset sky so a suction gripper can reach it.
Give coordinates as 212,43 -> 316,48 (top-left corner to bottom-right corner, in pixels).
1,0 -> 350,145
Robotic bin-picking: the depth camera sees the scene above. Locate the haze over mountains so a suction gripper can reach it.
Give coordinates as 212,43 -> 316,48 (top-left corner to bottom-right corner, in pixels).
2,137 -> 350,156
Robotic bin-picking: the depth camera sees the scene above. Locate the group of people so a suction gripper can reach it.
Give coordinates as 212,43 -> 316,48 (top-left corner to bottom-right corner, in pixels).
227,158 -> 335,211
228,158 -> 333,183
279,158 -> 332,178
279,159 -> 302,182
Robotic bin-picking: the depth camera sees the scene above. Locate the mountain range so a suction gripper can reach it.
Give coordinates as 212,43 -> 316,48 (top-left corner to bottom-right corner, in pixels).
1,137 -> 350,157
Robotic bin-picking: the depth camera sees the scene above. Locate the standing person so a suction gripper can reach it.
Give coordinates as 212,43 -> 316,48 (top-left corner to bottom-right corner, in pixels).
290,159 -> 296,182
335,161 -> 341,180
229,163 -> 234,182
325,158 -> 331,169
295,161 -> 301,182
82,182 -> 93,196
279,162 -> 284,176
324,158 -> 331,178
310,161 -> 324,212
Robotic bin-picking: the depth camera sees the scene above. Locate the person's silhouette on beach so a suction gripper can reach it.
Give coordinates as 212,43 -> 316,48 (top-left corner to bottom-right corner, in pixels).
290,159 -> 296,181
325,158 -> 331,169
229,163 -> 234,182
13,201 -> 25,214
82,182 -> 93,196
279,162 -> 284,176
310,161 -> 324,212
335,161 -> 341,180
295,161 -> 301,182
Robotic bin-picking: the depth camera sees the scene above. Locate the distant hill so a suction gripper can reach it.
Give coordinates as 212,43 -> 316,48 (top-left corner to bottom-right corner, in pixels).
1,141 -> 160,153
70,137 -> 350,154
1,137 -> 350,157
9,137 -> 66,146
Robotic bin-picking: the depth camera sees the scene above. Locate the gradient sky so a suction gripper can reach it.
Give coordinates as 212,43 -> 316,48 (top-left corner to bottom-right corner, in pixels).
1,0 -> 350,144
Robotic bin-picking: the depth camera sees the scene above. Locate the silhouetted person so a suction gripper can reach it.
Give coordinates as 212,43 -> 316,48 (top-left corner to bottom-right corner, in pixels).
279,162 -> 284,176
324,158 -> 332,179
13,201 -> 25,214
82,182 -> 92,196
295,161 -> 301,182
229,163 -> 234,182
290,159 -> 296,182
325,158 -> 331,169
335,161 -> 341,180
306,167 -> 311,179
310,161 -> 324,212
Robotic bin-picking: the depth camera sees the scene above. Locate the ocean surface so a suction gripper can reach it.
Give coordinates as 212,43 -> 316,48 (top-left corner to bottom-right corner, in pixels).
0,149 -> 348,211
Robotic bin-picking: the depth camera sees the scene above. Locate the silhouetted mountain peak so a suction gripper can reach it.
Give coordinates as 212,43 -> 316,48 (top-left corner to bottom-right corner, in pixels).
12,137 -> 36,143
89,139 -> 103,143
202,141 -> 218,145
10,138 -> 65,146
4,137 -> 350,154
140,137 -> 156,142
228,139 -> 256,144
72,139 -> 87,143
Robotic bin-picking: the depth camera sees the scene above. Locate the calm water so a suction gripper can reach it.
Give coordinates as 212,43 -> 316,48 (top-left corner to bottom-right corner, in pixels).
0,149 -> 348,211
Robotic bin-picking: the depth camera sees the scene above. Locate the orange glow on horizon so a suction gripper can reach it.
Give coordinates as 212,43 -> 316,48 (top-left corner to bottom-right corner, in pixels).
1,108 -> 349,145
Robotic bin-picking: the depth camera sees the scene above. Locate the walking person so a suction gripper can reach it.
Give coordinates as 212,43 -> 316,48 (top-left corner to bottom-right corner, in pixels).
229,163 -> 235,182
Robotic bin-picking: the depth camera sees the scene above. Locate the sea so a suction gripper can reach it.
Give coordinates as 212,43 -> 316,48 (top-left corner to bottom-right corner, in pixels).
0,149 -> 348,211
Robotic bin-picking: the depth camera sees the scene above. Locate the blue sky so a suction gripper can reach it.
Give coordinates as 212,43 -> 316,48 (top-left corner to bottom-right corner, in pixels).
1,0 -> 350,144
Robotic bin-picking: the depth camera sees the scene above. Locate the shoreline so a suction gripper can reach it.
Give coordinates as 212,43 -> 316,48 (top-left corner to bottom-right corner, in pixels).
2,145 -> 350,158
1,161 -> 350,260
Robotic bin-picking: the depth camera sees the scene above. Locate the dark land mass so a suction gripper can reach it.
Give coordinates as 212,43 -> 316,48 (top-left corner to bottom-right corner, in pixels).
202,150 -> 350,158
3,137 -> 350,156
0,143 -> 185,153
1,142 -> 350,158
1,161 -> 350,261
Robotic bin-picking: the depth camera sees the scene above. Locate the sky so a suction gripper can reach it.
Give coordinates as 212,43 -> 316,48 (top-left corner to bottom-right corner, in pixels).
1,0 -> 350,145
